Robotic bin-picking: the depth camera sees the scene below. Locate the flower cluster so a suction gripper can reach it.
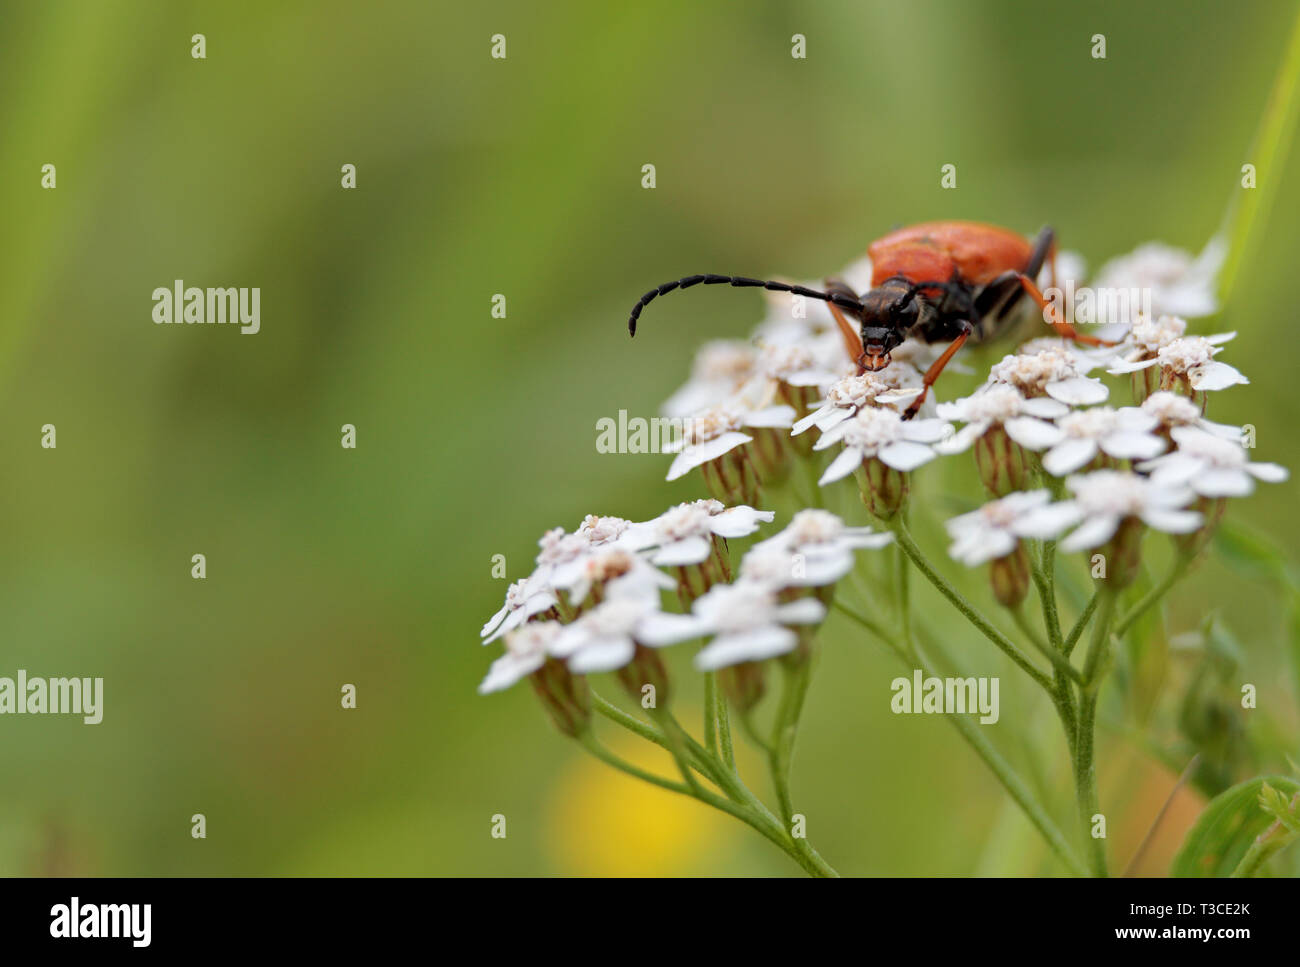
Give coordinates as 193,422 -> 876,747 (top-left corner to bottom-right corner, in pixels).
475,233 -> 1290,877
479,502 -> 892,708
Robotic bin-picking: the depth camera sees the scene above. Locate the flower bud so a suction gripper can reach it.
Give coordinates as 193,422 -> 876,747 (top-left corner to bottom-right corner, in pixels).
973,425 -> 1030,496
529,658 -> 591,737
617,644 -> 671,708
748,427 -> 793,483
1097,515 -> 1145,590
1129,366 -> 1160,404
700,447 -> 762,508
718,661 -> 766,713
855,459 -> 908,519
989,544 -> 1031,608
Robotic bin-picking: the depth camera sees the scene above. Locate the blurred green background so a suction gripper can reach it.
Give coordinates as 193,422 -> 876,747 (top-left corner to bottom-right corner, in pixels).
0,0 -> 1297,875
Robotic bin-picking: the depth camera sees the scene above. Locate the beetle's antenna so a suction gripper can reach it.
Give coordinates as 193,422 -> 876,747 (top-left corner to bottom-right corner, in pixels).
628,275 -> 862,336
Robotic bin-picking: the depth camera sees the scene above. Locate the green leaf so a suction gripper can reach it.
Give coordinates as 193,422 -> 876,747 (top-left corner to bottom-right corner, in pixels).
1211,521 -> 1297,589
1171,775 -> 1300,876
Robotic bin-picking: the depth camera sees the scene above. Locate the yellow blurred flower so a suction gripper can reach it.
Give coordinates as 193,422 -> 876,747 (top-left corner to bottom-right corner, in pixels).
544,723 -> 735,875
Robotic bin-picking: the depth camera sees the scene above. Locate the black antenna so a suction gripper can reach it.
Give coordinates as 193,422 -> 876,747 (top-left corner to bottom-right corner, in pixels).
627,275 -> 863,336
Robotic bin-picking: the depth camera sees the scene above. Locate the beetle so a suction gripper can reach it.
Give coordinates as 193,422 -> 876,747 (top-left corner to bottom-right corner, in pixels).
627,221 -> 1109,418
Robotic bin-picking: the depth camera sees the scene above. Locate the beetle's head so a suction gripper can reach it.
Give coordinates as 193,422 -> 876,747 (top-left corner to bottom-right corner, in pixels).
856,281 -> 917,370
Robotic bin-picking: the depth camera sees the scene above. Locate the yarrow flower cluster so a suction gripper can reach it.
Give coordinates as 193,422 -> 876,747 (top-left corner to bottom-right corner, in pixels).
476,231 -> 1290,878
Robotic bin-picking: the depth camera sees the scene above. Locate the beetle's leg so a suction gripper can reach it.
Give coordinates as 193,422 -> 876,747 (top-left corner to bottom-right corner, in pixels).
1011,273 -> 1115,347
823,278 -> 866,369
902,321 -> 972,420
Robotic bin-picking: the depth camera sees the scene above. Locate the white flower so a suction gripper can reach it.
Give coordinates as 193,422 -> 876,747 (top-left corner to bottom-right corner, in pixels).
934,384 -> 1069,454
814,407 -> 952,483
1046,470 -> 1202,552
575,514 -> 633,547
623,499 -> 774,566
755,339 -> 845,390
945,490 -> 1059,565
550,577 -> 677,674
1108,333 -> 1247,391
1037,406 -> 1167,476
480,571 -> 558,645
986,346 -> 1109,406
1139,426 -> 1289,497
639,582 -> 826,670
792,368 -> 925,437
663,403 -> 794,481
662,340 -> 758,418
742,509 -> 893,587
1091,238 -> 1224,323
531,515 -> 643,602
1140,391 -> 1241,439
549,546 -> 673,607
478,621 -> 561,694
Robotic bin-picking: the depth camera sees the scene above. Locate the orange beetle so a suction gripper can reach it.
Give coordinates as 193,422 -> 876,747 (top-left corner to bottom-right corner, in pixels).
628,221 -> 1105,418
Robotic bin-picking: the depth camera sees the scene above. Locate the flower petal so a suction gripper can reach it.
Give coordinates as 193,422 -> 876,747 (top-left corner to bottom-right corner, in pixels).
567,637 -> 636,674
1060,513 -> 1121,552
933,422 -> 983,455
666,432 -> 752,481
1004,416 -> 1064,451
1107,357 -> 1160,375
1100,430 -> 1166,461
1189,360 -> 1249,391
900,418 -> 952,443
1014,502 -> 1085,540
478,652 -> 545,694
773,596 -> 829,626
878,440 -> 937,471
1046,376 -> 1109,405
1021,396 -> 1071,419
1191,467 -> 1254,497
651,535 -> 713,566
1139,507 -> 1203,534
1042,438 -> 1099,476
745,404 -> 797,428
636,612 -> 706,646
1246,461 -> 1289,484
695,626 -> 797,670
710,505 -> 776,538
819,446 -> 864,485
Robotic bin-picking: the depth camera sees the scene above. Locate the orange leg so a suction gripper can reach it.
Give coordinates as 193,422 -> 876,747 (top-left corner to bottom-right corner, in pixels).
1014,273 -> 1115,347
827,300 -> 866,373
902,324 -> 972,420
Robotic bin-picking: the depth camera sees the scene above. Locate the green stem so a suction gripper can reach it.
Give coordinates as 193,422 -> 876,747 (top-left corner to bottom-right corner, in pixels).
585,698 -> 835,876
767,657 -> 823,871
890,519 -> 1052,691
716,684 -> 737,773
703,672 -> 719,757
1029,553 -> 1080,754
1063,591 -> 1100,658
835,600 -> 1083,873
1075,589 -> 1117,877
1113,560 -> 1189,638
1230,836 -> 1284,878
1011,604 -> 1084,685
